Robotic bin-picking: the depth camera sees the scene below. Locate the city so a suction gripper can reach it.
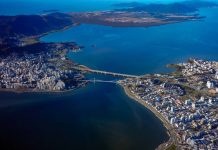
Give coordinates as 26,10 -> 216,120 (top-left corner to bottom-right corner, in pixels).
0,0 -> 218,150
0,49 -> 85,92
119,59 -> 218,149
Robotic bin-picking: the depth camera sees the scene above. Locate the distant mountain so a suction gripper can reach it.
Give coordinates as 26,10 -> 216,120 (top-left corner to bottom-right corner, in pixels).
113,0 -> 218,14
125,3 -> 197,14
182,0 -> 218,8
1,0 -> 217,53
0,13 -> 73,38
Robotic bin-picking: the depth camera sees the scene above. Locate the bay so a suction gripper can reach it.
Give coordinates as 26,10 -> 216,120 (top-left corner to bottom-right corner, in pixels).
1,1 -> 218,150
0,83 -> 168,150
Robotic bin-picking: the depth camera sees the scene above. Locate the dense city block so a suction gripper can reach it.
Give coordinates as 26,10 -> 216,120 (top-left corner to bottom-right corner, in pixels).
0,48 -> 85,92
120,59 -> 218,149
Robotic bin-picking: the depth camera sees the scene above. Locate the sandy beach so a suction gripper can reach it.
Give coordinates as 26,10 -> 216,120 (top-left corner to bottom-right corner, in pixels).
120,84 -> 179,150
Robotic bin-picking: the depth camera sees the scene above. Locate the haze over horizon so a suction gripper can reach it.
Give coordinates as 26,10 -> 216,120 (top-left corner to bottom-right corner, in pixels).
0,0 -> 217,15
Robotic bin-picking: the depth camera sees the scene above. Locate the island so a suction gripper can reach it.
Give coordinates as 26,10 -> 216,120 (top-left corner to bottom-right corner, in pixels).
0,1 -> 218,149
69,11 -> 202,27
1,0 -> 217,52
70,1 -> 217,27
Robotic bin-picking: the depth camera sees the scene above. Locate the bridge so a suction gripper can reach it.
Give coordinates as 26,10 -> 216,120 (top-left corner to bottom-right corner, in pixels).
73,66 -> 139,78
79,79 -> 118,84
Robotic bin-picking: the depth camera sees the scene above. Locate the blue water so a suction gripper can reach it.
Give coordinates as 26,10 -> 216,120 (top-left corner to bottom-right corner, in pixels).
0,0 -> 114,15
1,1 -> 218,150
42,8 -> 218,75
0,84 -> 168,150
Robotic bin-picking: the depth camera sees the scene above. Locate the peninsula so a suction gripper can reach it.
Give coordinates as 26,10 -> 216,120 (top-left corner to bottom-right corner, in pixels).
0,1 -> 218,147
1,0 -> 217,53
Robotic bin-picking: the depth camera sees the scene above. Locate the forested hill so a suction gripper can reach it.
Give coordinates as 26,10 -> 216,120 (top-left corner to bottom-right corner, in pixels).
0,13 -> 73,38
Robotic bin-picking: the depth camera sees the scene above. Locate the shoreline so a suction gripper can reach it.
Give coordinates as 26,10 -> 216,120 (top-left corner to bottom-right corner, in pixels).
120,83 -> 179,150
2,82 -> 178,149
71,17 -> 203,29
0,88 -> 77,94
0,83 -> 87,94
22,23 -> 80,45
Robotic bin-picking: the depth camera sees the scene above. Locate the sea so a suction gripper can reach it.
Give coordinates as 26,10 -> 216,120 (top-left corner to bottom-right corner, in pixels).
1,0 -> 218,150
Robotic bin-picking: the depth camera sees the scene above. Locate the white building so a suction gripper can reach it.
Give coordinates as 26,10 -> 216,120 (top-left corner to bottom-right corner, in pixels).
215,72 -> 218,79
200,96 -> 204,102
209,99 -> 213,104
171,107 -> 174,113
206,81 -> 214,89
192,103 -> 196,110
53,80 -> 66,91
170,118 -> 175,124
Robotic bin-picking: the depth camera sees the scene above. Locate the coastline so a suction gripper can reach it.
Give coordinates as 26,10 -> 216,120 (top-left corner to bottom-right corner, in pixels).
120,83 -> 179,150
22,23 -> 80,45
0,1 -> 217,149
0,82 -> 87,94
71,17 -> 203,28
0,88 -> 76,94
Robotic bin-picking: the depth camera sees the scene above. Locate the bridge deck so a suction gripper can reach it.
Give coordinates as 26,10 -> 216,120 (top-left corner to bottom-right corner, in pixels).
73,66 -> 138,78
80,80 -> 117,84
